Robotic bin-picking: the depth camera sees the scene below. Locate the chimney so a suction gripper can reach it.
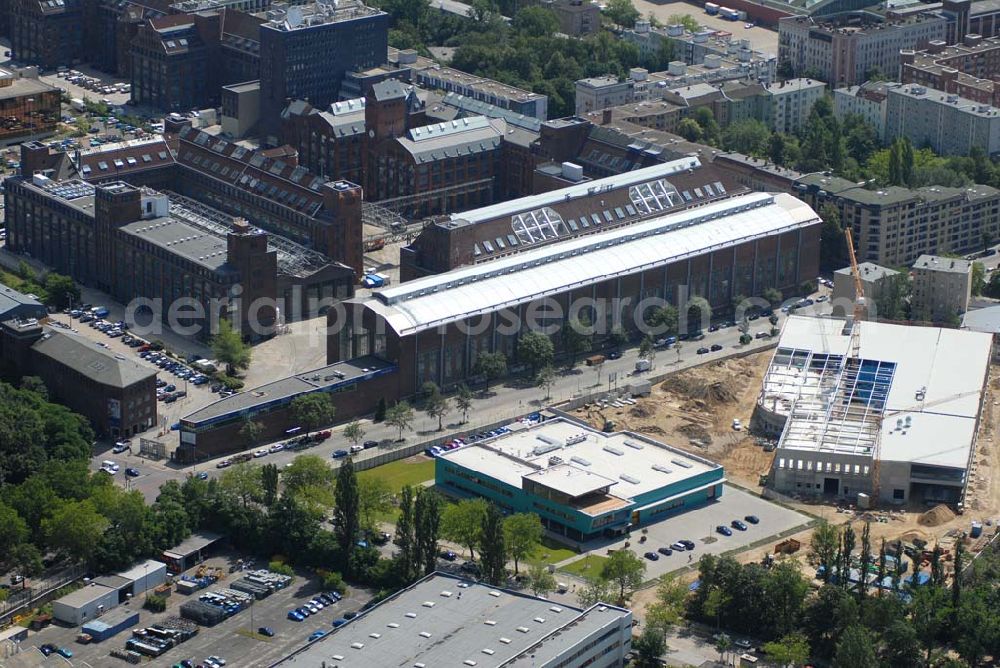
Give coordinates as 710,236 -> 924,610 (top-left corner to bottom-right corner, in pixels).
321,181 -> 364,278
602,107 -> 612,125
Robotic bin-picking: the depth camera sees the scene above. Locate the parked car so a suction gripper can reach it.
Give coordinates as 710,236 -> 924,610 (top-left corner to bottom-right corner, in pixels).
125,468 -> 140,477
643,551 -> 660,561
670,541 -> 687,552
39,644 -> 57,656
269,443 -> 284,453
287,610 -> 304,622
680,540 -> 696,550
342,611 -> 358,620
216,459 -> 231,469
744,515 -> 760,524
440,550 -> 457,561
657,546 -> 673,556
363,440 -> 378,449
196,471 -> 209,480
308,630 -> 326,642
56,647 -> 73,658
332,619 -> 347,628
349,444 -> 364,453
696,347 -> 709,355
113,439 -> 130,453
258,627 -> 275,637
735,639 -> 753,649
731,519 -> 748,531
252,449 -> 268,458
717,525 -> 733,536
710,343 -> 723,352
332,449 -> 348,459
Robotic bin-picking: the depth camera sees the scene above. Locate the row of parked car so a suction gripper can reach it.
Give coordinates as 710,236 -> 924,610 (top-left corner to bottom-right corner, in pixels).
642,516 -> 761,561
287,591 -> 343,622
141,350 -> 211,386
424,425 -> 514,458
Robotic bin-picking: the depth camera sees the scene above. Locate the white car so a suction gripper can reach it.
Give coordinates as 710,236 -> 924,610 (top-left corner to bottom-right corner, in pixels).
732,419 -> 742,431
206,656 -> 226,667
349,444 -> 364,453
252,449 -> 268,458
269,443 -> 284,453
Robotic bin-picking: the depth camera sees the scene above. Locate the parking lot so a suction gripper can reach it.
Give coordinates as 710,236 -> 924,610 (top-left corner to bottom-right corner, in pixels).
21,557 -> 374,668
631,0 -> 780,55
564,486 -> 811,580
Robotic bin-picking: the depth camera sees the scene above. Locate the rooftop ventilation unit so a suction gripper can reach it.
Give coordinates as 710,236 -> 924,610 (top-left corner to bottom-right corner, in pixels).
671,459 -> 693,469
620,474 -> 641,484
570,456 -> 591,467
603,446 -> 625,456
624,439 -> 644,450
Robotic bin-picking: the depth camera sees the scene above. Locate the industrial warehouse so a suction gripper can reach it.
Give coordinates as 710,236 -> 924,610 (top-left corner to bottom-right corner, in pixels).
757,315 -> 992,508
436,417 -> 725,543
271,573 -> 632,667
330,190 -> 822,395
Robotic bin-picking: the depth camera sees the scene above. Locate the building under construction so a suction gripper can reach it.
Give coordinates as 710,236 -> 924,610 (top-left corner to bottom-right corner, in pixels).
757,315 -> 992,508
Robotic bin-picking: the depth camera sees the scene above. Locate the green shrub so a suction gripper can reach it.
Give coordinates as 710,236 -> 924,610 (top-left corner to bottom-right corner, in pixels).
144,594 -> 167,612
268,561 -> 294,577
320,571 -> 347,595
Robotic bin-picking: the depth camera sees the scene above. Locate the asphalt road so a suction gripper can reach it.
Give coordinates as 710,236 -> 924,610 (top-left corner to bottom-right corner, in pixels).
87,294 -> 835,502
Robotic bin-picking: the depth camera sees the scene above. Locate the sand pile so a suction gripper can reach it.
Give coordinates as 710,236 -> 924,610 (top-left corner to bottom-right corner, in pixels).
918,504 -> 957,527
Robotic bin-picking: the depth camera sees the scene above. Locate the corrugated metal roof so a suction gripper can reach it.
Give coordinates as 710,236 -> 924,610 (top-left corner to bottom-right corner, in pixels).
370,192 -> 819,335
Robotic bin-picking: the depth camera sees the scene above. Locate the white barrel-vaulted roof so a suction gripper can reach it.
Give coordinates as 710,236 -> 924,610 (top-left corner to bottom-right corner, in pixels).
367,192 -> 820,336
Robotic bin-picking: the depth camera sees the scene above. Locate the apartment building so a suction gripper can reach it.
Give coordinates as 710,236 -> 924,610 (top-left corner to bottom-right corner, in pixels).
885,84 -> 1000,156
901,34 -> 1000,108
545,0 -> 600,35
832,81 -> 901,142
258,0 -> 389,140
766,78 -> 826,133
795,173 -> 1000,266
414,66 -> 548,120
911,254 -> 973,320
831,262 -> 900,313
778,14 -> 946,87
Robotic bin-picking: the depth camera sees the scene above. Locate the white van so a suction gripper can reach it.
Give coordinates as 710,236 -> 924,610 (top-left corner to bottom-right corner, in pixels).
634,359 -> 651,373
101,460 -> 119,474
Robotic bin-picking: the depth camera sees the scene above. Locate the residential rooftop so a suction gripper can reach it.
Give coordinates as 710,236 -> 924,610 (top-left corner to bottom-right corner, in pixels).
260,0 -> 385,30
834,262 -> 900,280
271,572 -> 631,667
913,254 -> 972,274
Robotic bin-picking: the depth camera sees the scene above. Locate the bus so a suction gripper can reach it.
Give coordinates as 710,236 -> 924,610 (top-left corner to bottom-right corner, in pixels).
705,2 -> 719,13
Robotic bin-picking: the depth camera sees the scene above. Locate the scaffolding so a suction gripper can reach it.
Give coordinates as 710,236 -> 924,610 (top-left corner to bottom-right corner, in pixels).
164,192 -> 330,278
362,201 -> 407,232
373,177 -> 495,218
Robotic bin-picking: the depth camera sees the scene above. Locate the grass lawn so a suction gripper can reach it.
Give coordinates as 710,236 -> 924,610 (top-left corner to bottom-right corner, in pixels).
525,538 -> 578,567
560,554 -> 609,578
358,456 -> 435,494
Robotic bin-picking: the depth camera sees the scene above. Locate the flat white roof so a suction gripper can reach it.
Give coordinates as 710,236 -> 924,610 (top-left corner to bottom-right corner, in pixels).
441,418 -> 720,501
117,559 -> 167,582
770,316 -> 991,468
369,192 -> 819,335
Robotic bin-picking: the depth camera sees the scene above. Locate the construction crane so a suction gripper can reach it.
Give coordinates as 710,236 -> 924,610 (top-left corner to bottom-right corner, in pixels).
844,226 -> 880,501
844,227 -> 866,360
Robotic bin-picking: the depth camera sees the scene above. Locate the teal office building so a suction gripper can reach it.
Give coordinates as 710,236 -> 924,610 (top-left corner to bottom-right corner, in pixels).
435,418 -> 725,543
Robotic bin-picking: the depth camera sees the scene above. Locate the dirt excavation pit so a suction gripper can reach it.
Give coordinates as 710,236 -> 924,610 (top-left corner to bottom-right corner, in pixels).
581,352 -> 775,488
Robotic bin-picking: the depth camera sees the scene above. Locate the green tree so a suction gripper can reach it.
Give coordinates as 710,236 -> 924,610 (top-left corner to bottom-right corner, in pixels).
666,13 -> 700,31
603,0 -> 639,27
9,543 -> 43,588
769,132 -> 788,166
474,352 -> 507,391
763,632 -> 810,667
344,420 -> 365,448
239,418 -> 264,446
260,463 -> 279,506
722,119 -> 771,156
386,401 -> 414,441
633,626 -> 667,667
880,619 -> 922,668
875,274 -> 910,322
0,501 -> 28,553
480,503 -> 507,585
423,387 -> 449,431
211,318 -> 251,376
600,549 -> 646,603
333,456 -> 361,565
638,335 -> 656,362
833,625 -> 877,668
811,521 -> 840,583
42,273 -> 80,310
290,393 -> 336,435
502,512 -> 542,574
645,574 -> 687,638
692,107 -> 720,145
762,287 -> 783,306
562,318 -> 592,366
536,365 -> 556,400
396,485 -> 417,582
512,5 -> 559,36
281,455 -> 335,507
677,117 -> 703,142
972,261 -> 985,296
715,632 -> 733,664
43,499 -> 109,566
19,376 -> 47,400
415,488 -> 443,576
527,563 -> 557,596
646,304 -> 678,335
578,575 -> 615,606
455,383 -> 473,424
819,204 -> 848,272
358,476 -> 392,530
518,331 -> 554,376
441,498 -> 488,560
608,325 -> 628,350
684,296 -> 711,333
